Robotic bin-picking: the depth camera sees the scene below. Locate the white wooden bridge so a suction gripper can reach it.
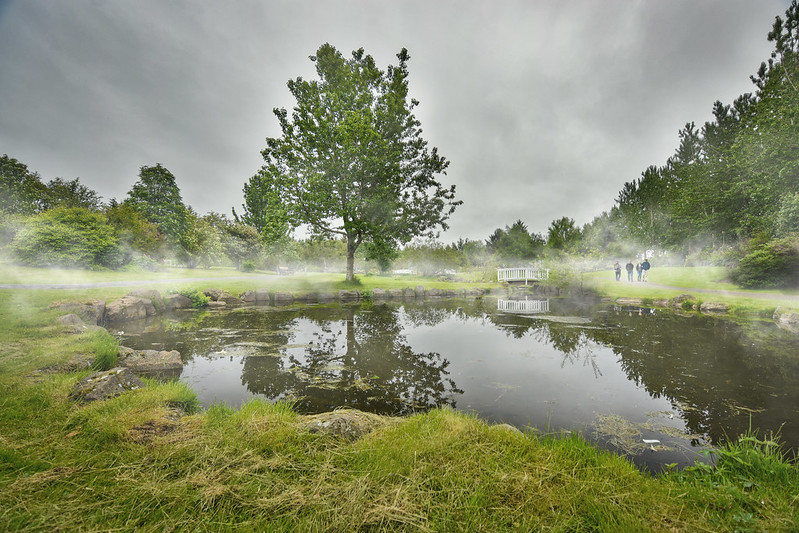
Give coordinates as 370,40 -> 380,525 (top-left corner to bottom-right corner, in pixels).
497,298 -> 550,314
497,267 -> 550,285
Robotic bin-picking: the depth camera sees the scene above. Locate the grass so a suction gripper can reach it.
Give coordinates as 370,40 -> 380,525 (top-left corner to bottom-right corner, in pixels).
584,266 -> 799,313
1,266 -> 798,530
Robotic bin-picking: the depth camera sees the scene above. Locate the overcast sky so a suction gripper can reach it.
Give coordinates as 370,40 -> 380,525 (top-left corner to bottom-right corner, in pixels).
0,0 -> 790,241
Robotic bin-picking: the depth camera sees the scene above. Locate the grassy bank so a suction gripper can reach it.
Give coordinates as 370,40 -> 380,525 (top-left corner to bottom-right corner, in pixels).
1,268 -> 798,530
583,266 -> 799,314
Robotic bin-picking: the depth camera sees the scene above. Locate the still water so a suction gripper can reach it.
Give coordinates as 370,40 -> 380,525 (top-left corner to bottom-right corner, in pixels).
117,297 -> 799,471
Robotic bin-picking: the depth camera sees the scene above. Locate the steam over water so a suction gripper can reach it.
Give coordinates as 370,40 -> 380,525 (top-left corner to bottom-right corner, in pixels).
117,297 -> 799,472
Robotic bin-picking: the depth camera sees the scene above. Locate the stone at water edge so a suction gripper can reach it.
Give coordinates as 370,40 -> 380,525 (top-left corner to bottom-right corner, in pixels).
69,367 -> 146,404
48,300 -> 106,325
127,289 -> 164,311
105,296 -> 155,322
164,293 -> 193,310
302,409 -> 393,440
117,346 -> 183,373
774,307 -> 799,333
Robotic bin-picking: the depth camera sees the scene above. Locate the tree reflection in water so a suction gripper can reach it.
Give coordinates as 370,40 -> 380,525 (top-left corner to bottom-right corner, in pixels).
241,304 -> 462,415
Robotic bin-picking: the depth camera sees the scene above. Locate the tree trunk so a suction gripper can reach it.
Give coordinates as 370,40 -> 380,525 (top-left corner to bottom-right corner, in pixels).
346,236 -> 356,282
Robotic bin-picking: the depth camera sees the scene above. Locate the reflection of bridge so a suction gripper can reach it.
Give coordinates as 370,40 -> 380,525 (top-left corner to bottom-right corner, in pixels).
497,298 -> 550,313
497,267 -> 549,285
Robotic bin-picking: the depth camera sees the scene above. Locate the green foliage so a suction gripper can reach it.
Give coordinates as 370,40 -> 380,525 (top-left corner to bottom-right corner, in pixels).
730,234 -> 799,288
41,177 -> 103,211
259,44 -> 460,281
176,289 -> 210,308
546,216 -> 581,251
486,219 -> 544,262
0,154 -> 47,215
10,208 -> 123,269
86,329 -> 120,371
105,201 -> 163,259
240,260 -> 256,272
125,164 -> 189,242
233,168 -> 293,244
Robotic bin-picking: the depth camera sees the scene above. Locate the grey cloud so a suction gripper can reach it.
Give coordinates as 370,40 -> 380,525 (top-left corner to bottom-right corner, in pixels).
0,0 -> 789,240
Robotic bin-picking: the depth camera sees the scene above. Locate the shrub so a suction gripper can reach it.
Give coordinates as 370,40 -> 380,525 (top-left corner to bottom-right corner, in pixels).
10,208 -> 124,269
178,289 -> 209,308
240,260 -> 256,272
730,234 -> 799,289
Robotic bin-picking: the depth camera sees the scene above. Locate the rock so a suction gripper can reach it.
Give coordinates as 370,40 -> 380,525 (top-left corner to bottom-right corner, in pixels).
295,293 -> 318,303
203,288 -> 239,305
202,288 -> 226,301
616,297 -> 644,306
442,289 -> 462,297
273,292 -> 294,305
672,294 -> 696,309
700,302 -> 730,314
69,367 -> 146,403
49,299 -> 106,325
117,346 -> 183,377
56,313 -> 86,334
652,299 -> 671,308
415,286 -> 426,298
207,301 -> 226,309
318,292 -> 336,302
105,296 -> 154,322
127,289 -> 163,311
240,290 -> 257,303
57,313 -> 84,326
465,288 -> 485,297
164,293 -> 193,310
427,288 -> 443,297
388,288 -> 404,299
302,409 -> 391,440
338,290 -> 361,302
255,289 -> 270,303
371,288 -> 387,299
492,423 -> 523,435
403,288 -> 416,299
774,307 -> 799,333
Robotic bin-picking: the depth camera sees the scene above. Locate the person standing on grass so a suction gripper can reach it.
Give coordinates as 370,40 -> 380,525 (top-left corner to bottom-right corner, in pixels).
642,258 -> 650,282
626,259 -> 634,281
636,261 -> 643,282
614,261 -> 621,281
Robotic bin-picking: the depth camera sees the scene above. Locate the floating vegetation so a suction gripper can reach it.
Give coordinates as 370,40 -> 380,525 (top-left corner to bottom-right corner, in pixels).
593,413 -> 673,454
486,381 -> 520,402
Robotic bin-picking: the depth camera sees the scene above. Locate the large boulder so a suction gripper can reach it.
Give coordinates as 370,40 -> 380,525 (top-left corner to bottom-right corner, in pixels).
105,296 -> 155,322
117,346 -> 183,376
127,289 -> 164,312
388,288 -> 404,299
415,286 -> 426,298
338,290 -> 361,302
56,313 -> 87,334
774,307 -> 799,333
700,302 -> 730,314
164,293 -> 193,310
295,293 -> 318,303
318,292 -> 336,302
427,288 -> 444,297
49,299 -> 106,325
203,288 -> 240,306
273,292 -> 294,305
69,367 -> 146,404
371,288 -> 388,300
302,409 -> 392,440
240,290 -> 257,303
403,288 -> 416,299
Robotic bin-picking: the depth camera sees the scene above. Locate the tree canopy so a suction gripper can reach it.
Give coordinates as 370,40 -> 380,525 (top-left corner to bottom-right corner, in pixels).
254,43 -> 460,280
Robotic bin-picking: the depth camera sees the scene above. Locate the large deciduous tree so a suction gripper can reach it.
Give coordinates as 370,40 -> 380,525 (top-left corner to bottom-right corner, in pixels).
256,44 -> 460,281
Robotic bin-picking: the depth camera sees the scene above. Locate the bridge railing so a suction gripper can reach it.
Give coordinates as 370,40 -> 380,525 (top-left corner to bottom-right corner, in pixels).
497,298 -> 550,313
497,267 -> 550,283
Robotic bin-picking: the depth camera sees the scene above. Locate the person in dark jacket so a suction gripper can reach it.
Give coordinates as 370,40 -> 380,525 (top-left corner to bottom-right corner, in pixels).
636,262 -> 643,281
614,261 -> 621,281
625,260 -> 634,281
642,258 -> 651,282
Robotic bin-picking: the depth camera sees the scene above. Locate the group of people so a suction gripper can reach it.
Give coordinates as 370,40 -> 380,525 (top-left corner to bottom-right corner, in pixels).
614,258 -> 650,282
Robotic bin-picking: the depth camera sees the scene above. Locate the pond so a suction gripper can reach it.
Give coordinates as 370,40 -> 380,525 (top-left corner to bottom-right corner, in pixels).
116,296 -> 799,472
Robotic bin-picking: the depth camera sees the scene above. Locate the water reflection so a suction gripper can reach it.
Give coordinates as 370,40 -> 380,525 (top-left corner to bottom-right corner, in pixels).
118,297 -> 799,468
